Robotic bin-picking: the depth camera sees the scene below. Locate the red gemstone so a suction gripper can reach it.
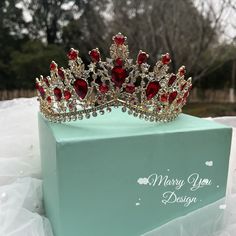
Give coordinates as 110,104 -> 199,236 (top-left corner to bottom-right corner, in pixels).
115,58 -> 123,66
169,91 -> 178,103
125,83 -> 135,93
111,66 -> 127,88
43,77 -> 50,87
168,74 -> 177,86
67,48 -> 78,60
99,84 -> 109,94
35,82 -> 39,89
137,51 -> 148,64
50,61 -> 57,71
180,82 -> 187,91
58,68 -> 65,80
146,81 -> 161,100
183,91 -> 189,99
46,96 -> 51,103
89,49 -> 100,63
179,66 -> 186,77
73,79 -> 88,99
68,103 -> 75,110
160,93 -> 168,102
54,87 -> 62,101
113,33 -> 125,45
64,90 -> 71,100
162,53 -> 171,65
177,98 -> 182,104
36,83 -> 45,98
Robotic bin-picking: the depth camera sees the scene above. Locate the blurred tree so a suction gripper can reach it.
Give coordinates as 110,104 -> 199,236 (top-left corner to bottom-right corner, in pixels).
10,40 -> 66,88
0,0 -> 236,93
109,0 -> 232,84
0,0 -> 27,89
0,0 -> 26,36
21,0 -> 76,44
62,0 -> 109,62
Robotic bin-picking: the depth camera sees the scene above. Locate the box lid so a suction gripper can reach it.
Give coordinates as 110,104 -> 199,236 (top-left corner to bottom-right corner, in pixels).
39,109 -> 231,143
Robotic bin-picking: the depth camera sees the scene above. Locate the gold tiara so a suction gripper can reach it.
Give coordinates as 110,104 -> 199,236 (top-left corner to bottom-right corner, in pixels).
36,33 -> 192,123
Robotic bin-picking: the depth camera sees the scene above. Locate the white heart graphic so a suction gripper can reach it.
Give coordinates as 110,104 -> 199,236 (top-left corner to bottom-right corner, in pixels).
137,177 -> 149,185
205,161 -> 213,167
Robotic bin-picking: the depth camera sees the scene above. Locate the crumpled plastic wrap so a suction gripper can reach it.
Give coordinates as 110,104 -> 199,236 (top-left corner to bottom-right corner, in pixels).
0,97 -> 235,236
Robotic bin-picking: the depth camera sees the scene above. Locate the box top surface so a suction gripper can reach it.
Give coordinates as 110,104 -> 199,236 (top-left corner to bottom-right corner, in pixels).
38,109 -> 231,142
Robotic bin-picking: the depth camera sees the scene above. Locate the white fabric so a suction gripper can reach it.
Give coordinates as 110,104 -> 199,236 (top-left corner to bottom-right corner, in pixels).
0,98 -> 52,236
0,97 -> 235,236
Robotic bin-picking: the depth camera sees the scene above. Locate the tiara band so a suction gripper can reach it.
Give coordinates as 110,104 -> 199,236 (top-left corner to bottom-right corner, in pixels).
35,32 -> 192,123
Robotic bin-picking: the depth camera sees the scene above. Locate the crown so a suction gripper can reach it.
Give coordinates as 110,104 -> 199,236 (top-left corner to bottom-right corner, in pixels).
36,33 -> 192,123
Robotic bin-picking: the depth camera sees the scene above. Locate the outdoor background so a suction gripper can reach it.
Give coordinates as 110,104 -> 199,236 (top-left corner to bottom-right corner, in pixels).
0,0 -> 236,117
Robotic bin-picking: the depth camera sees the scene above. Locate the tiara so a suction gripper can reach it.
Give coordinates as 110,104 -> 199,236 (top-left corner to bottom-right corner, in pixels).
36,33 -> 192,123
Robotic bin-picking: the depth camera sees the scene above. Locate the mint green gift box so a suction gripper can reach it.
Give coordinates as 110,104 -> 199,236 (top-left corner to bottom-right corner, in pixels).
38,110 -> 232,236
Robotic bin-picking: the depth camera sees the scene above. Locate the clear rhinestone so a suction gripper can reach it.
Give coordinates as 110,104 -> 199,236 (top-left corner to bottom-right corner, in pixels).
121,107 -> 127,112
139,114 -> 144,119
99,110 -> 105,115
92,111 -> 97,117
107,107 -> 112,113
128,110 -> 133,115
78,115 -> 83,120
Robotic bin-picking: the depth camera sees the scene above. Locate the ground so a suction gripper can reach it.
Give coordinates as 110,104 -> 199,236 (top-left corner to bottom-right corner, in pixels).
183,103 -> 236,117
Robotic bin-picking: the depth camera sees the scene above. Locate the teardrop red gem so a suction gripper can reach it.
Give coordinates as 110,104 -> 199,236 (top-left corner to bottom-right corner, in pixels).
137,52 -> 148,64
89,49 -> 100,63
67,48 -> 78,60
162,53 -> 171,65
43,77 -> 50,87
111,66 -> 127,88
146,81 -> 161,100
169,91 -> 178,103
54,87 -> 62,101
36,83 -> 45,98
183,91 -> 189,99
64,90 -> 71,100
73,79 -> 88,99
180,82 -> 187,91
168,74 -> 177,86
179,66 -> 186,76
113,34 -> 125,45
58,68 -> 65,80
46,96 -> 51,103
50,61 -> 57,71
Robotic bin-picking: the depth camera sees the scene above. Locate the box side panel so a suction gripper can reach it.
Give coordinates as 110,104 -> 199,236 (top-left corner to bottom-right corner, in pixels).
38,113 -> 61,236
56,126 -> 232,236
